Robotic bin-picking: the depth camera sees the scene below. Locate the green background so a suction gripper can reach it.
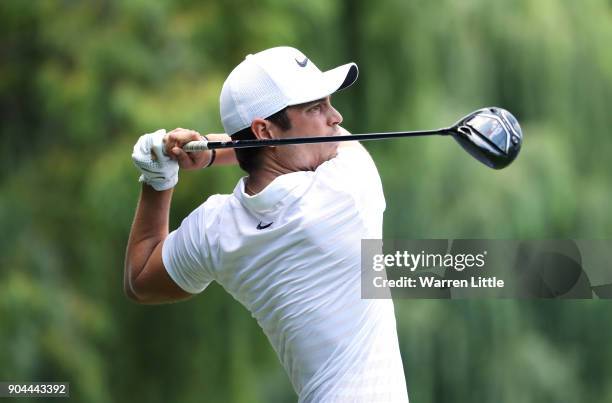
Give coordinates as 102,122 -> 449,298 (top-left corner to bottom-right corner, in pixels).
2,0 -> 611,402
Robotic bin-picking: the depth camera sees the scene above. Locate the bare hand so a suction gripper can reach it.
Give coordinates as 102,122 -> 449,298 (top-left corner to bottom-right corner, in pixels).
163,128 -> 211,170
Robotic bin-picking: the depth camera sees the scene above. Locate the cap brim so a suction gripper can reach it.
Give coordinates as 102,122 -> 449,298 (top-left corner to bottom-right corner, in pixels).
287,62 -> 359,106
328,62 -> 359,92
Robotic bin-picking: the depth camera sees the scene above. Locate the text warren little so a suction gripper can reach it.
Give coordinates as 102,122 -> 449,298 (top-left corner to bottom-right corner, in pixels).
373,276 -> 505,288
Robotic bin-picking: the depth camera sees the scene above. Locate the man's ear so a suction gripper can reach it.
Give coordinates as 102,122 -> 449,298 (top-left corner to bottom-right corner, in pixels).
251,118 -> 281,140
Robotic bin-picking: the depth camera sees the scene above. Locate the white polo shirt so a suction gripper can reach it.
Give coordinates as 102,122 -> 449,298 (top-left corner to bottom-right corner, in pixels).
163,143 -> 409,402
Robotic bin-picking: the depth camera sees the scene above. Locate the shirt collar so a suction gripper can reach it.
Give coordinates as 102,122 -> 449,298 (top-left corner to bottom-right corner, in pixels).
233,171 -> 312,214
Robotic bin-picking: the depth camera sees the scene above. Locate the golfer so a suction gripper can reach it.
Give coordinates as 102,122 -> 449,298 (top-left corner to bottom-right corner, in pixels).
126,46 -> 409,402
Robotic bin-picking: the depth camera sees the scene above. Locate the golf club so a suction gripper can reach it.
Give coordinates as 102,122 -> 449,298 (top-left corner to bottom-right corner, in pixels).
183,107 -> 523,169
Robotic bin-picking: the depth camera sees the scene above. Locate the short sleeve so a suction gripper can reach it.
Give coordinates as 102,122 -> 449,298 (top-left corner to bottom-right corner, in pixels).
162,204 -> 213,294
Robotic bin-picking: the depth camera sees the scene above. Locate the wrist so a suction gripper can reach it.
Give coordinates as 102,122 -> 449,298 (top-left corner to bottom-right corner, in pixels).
202,135 -> 216,168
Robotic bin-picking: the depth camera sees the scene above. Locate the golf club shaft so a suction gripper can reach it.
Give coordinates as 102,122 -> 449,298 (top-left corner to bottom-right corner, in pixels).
183,128 -> 453,152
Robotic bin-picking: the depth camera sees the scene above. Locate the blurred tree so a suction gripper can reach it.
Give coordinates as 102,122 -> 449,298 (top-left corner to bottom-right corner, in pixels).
1,0 -> 612,402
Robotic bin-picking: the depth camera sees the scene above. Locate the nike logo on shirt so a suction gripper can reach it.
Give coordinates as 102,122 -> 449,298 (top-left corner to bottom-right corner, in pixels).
295,57 -> 308,67
256,221 -> 273,230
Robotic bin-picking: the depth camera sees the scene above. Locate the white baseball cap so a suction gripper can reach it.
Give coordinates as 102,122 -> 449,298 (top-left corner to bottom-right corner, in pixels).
220,46 -> 358,135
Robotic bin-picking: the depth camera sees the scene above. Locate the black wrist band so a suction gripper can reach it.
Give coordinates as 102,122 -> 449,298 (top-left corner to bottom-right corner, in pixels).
206,149 -> 216,168
204,136 -> 216,168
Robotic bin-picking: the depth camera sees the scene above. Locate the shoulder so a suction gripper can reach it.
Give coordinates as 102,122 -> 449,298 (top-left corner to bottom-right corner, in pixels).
198,193 -> 233,228
316,127 -> 378,176
314,139 -> 382,192
163,193 -> 232,267
173,193 -> 232,241
204,193 -> 232,210
192,193 -> 232,215
311,130 -> 386,220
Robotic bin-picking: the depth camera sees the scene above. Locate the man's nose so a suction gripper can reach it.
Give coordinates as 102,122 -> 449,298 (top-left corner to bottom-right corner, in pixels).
328,105 -> 343,126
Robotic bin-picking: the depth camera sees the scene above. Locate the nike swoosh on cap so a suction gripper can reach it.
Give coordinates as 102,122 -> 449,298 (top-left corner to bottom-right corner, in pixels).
295,57 -> 308,67
256,221 -> 273,230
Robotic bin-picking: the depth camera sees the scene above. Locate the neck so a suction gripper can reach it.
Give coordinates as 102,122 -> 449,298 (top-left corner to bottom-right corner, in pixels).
245,163 -> 293,195
245,148 -> 323,194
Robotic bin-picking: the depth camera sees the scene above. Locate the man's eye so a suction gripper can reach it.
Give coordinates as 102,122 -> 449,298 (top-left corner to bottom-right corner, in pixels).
310,104 -> 321,112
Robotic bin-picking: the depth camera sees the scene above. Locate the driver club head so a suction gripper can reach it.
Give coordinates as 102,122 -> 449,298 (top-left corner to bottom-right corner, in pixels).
450,107 -> 523,169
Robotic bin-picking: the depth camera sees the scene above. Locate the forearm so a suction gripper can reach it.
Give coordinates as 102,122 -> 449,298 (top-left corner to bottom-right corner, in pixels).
124,185 -> 173,297
204,133 -> 237,166
213,148 -> 238,166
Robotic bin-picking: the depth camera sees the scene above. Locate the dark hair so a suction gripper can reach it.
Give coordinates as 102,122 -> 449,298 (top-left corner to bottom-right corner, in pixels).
232,108 -> 292,173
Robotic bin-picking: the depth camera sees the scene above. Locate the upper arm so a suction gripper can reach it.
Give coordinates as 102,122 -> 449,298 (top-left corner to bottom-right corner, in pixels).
128,239 -> 195,304
124,187 -> 214,305
125,193 -> 221,304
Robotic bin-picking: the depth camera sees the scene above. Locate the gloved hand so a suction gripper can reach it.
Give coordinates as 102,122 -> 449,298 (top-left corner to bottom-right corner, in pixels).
132,129 -> 179,191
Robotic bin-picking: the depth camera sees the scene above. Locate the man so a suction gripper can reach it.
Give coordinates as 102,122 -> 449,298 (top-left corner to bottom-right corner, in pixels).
126,46 -> 409,402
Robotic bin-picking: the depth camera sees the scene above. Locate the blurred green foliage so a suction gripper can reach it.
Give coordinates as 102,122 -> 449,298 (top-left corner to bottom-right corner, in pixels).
1,0 -> 611,402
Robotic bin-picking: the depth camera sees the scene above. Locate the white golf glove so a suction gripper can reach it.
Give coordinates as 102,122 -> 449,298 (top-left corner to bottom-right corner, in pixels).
132,129 -> 179,191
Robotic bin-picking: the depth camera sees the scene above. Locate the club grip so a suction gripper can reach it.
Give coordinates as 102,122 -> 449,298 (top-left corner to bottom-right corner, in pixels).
183,140 -> 209,152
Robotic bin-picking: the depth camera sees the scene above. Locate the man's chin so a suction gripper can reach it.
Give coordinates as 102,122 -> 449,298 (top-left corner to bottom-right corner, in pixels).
323,146 -> 339,162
